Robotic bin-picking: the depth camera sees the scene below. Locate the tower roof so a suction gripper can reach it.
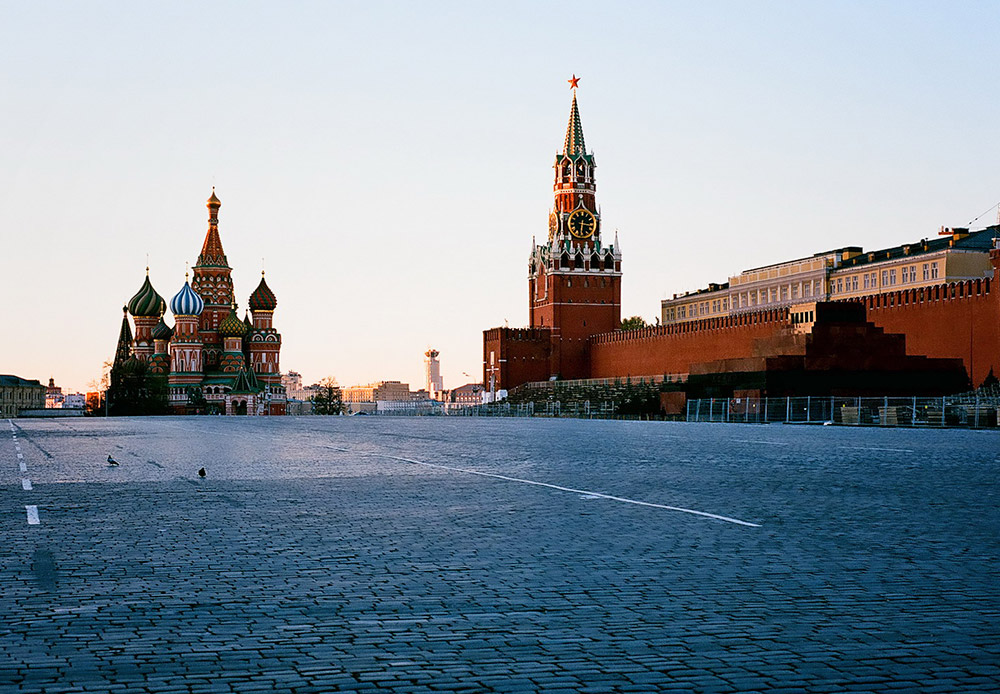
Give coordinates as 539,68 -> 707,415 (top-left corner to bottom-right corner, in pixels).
114,306 -> 133,367
195,190 -> 229,268
218,304 -> 248,339
170,278 -> 205,316
563,91 -> 587,159
151,316 -> 174,341
248,272 -> 277,311
127,270 -> 166,317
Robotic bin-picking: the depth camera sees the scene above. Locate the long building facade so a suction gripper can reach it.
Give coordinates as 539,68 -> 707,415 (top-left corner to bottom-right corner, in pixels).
484,82 -> 1000,397
116,191 -> 286,415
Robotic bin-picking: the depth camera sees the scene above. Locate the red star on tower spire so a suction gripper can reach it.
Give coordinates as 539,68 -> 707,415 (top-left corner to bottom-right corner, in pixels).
568,74 -> 580,89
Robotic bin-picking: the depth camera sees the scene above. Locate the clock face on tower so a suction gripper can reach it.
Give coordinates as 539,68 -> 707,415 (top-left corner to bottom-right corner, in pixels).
567,209 -> 596,239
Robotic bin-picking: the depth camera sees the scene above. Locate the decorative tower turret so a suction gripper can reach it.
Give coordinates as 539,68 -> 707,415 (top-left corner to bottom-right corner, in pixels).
113,306 -> 133,369
149,316 -> 173,375
218,303 -> 248,373
127,268 -> 166,361
528,76 -> 622,379
247,272 -> 282,384
190,188 -> 234,371
168,275 -> 206,411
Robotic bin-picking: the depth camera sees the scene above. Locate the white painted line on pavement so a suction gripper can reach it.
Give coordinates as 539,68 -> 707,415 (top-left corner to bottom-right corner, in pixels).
25,506 -> 39,525
838,446 -> 914,453
17,453 -> 23,459
19,462 -> 27,473
22,478 -> 32,491
327,446 -> 760,528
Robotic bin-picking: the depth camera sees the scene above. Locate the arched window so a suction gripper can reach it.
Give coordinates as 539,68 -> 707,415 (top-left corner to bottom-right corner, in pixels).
591,253 -> 601,269
560,253 -> 570,269
575,254 -> 584,270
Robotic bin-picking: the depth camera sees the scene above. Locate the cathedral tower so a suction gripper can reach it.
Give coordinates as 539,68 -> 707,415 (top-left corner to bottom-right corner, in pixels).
191,189 -> 234,371
528,78 -> 622,379
167,276 -> 205,410
126,269 -> 165,361
247,272 -> 282,387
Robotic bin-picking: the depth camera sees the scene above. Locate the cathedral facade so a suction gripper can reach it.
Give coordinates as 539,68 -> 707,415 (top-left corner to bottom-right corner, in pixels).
118,191 -> 286,415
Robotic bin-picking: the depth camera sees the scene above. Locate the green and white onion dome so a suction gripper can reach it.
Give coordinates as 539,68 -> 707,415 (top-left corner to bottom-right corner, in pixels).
127,272 -> 166,317
170,280 -> 205,316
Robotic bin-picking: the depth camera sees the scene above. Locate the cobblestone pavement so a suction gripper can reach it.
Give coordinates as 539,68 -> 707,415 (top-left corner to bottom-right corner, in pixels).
2,416 -> 999,693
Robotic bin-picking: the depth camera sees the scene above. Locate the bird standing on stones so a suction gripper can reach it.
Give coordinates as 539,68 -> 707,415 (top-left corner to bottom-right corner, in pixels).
107,455 -> 119,466
198,467 -> 206,478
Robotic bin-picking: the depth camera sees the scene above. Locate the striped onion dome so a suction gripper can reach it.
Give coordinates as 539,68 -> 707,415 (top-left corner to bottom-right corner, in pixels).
151,316 -> 174,340
170,279 -> 205,316
248,272 -> 277,311
127,271 -> 166,317
218,305 -> 247,338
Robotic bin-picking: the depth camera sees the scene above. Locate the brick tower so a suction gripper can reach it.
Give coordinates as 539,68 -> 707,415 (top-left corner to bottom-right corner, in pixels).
190,189 -> 234,372
528,77 -> 622,379
247,272 -> 282,388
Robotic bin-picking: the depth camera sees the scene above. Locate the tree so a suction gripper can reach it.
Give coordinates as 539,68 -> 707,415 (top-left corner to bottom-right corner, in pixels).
310,377 -> 344,415
186,386 -> 208,415
107,358 -> 169,416
620,316 -> 648,331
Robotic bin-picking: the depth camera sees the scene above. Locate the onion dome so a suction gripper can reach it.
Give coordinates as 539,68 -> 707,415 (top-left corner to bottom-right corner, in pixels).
243,311 -> 252,329
218,304 -> 247,338
151,316 -> 174,341
170,277 -> 205,316
122,354 -> 143,375
127,270 -> 166,317
248,271 -> 277,311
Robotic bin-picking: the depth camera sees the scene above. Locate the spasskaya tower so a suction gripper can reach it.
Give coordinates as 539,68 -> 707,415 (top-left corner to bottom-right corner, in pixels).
528,75 -> 622,379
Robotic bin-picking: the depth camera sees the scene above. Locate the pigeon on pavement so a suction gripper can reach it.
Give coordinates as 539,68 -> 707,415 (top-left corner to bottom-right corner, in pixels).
198,467 -> 206,478
107,455 -> 119,466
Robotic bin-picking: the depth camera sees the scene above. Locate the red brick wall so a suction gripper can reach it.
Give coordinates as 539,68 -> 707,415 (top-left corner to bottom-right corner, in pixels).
530,270 -> 621,379
853,277 -> 999,387
483,328 -> 552,391
589,309 -> 789,378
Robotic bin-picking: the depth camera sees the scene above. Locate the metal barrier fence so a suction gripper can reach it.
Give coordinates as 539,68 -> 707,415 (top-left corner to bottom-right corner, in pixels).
686,395 -> 1000,428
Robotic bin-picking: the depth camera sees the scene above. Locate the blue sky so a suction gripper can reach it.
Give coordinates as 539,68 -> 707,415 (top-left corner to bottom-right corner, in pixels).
2,2 -> 998,392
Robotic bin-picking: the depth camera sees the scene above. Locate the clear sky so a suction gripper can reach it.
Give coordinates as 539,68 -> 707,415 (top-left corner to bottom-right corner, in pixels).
2,1 -> 999,393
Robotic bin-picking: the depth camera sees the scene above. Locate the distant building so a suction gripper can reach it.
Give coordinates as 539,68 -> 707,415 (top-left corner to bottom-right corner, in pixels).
0,375 -> 46,417
63,393 -> 86,409
439,382 -> 484,412
44,377 -> 85,409
661,228 -> 996,326
424,349 -> 443,395
281,371 -> 311,401
342,380 -> 414,414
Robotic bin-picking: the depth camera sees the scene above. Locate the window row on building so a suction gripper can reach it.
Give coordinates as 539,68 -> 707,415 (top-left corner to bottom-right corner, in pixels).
661,227 -> 996,326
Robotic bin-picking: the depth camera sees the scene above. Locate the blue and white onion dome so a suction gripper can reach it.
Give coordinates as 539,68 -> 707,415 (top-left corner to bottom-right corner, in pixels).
170,276 -> 205,316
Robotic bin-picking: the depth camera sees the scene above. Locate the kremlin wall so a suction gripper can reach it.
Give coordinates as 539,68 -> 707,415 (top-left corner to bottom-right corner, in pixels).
484,83 -> 1000,402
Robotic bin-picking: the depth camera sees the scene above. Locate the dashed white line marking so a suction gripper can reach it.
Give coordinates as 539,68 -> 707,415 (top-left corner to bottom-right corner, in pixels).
838,446 -> 915,453
25,506 -> 39,525
16,452 -> 23,459
19,461 -> 27,473
22,478 -> 32,491
327,446 -> 760,528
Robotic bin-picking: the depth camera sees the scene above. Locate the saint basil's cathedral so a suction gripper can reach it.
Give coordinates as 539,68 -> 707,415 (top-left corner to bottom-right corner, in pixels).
115,191 -> 286,415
